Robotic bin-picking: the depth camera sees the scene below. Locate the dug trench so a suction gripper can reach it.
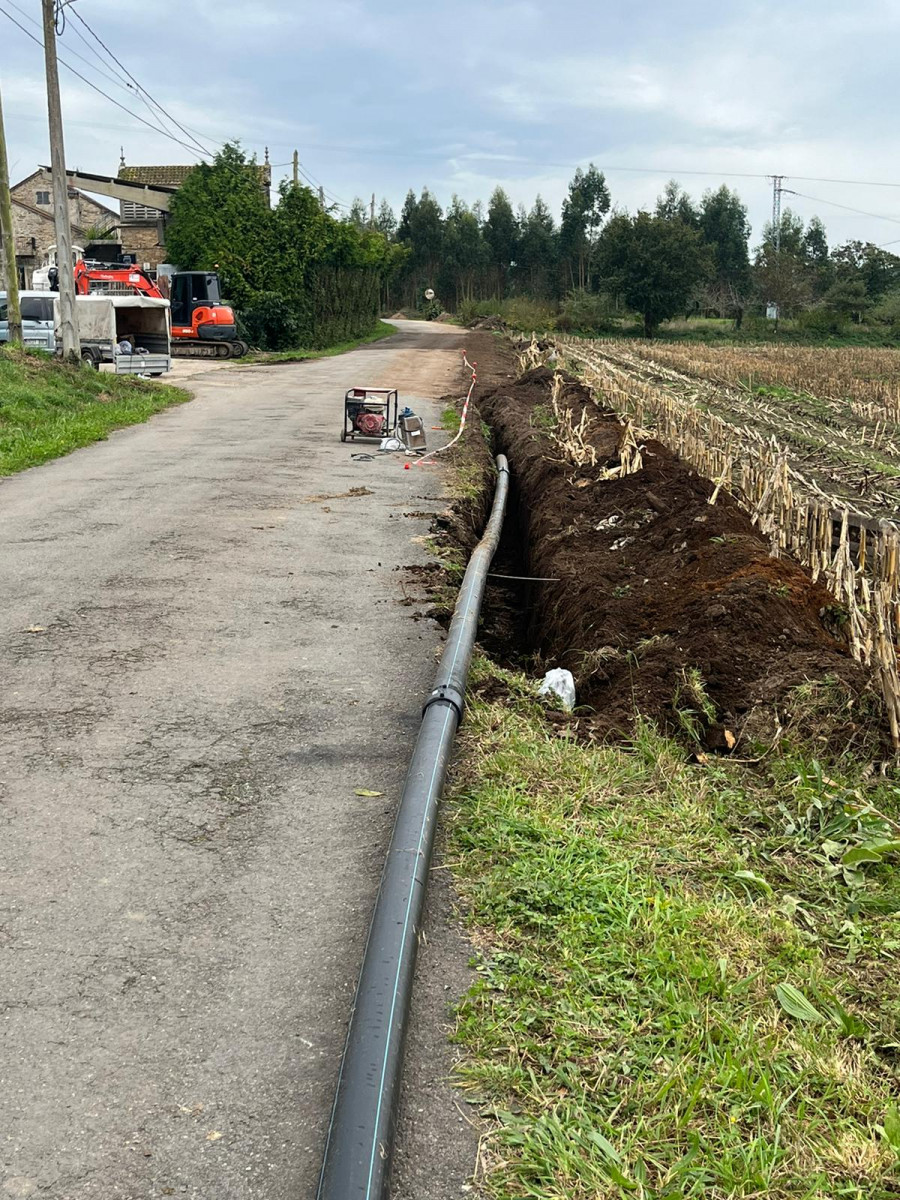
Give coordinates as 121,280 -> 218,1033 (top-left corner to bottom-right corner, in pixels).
433,335 -> 890,756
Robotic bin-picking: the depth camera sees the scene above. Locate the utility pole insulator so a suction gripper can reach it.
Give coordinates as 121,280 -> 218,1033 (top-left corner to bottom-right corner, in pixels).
41,0 -> 78,361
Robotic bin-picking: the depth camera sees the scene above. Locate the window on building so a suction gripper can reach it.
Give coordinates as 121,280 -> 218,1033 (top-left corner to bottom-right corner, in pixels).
36,191 -> 50,205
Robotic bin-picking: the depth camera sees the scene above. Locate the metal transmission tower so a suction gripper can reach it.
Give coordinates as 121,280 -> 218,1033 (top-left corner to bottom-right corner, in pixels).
770,175 -> 784,255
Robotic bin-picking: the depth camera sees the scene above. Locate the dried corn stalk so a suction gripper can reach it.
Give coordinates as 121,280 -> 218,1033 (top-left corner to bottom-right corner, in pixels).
557,334 -> 900,750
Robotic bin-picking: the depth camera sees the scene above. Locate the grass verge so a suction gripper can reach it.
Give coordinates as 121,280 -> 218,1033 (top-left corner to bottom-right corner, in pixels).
447,656 -> 900,1199
0,347 -> 189,476
242,320 -> 397,364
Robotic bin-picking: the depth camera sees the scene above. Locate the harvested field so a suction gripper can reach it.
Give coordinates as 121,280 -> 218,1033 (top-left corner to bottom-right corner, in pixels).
555,337 -> 900,521
545,336 -> 900,743
441,336 -> 900,1200
476,366 -> 883,748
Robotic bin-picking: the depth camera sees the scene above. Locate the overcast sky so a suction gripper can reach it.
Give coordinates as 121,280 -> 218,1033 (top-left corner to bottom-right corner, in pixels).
3,0 -> 900,250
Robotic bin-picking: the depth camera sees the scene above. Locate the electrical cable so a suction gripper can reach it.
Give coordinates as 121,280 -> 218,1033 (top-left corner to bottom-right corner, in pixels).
4,0 -> 146,96
295,161 -> 347,209
294,158 -> 348,206
67,6 -> 213,158
783,189 -> 900,228
0,4 -> 209,158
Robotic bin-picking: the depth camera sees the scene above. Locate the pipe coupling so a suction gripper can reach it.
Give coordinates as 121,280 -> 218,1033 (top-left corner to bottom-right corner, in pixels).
422,682 -> 465,721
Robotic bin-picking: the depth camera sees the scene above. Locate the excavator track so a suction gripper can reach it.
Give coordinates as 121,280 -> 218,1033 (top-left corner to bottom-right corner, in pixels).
171,340 -> 249,360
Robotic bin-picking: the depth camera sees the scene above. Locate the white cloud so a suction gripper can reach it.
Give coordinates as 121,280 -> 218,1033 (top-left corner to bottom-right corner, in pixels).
2,0 -> 898,248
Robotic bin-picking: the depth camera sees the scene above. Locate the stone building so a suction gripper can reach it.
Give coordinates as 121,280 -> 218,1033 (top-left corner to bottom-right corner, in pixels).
2,155 -> 273,283
7,167 -> 119,286
117,154 -> 272,271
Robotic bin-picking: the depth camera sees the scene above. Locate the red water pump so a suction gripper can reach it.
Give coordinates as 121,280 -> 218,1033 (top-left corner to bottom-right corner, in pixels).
341,388 -> 400,443
355,410 -> 385,438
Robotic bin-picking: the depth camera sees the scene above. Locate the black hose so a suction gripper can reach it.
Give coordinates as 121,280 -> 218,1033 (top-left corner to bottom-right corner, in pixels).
316,454 -> 510,1200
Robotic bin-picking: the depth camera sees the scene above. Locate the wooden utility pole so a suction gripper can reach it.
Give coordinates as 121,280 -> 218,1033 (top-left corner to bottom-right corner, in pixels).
0,76 -> 23,345
370,193 -> 375,228
41,0 -> 77,360
292,150 -> 299,188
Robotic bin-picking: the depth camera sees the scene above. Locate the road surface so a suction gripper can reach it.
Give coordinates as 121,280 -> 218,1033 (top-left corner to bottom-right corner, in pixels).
0,321 -> 478,1198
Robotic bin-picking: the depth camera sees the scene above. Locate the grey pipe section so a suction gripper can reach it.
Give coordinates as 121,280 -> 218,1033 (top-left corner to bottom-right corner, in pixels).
316,453 -> 510,1200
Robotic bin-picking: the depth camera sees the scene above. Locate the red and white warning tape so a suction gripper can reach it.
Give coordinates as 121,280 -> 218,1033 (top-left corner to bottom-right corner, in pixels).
412,350 -> 477,468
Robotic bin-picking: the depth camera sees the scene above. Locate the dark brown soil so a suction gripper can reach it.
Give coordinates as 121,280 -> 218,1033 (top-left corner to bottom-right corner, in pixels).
472,362 -> 882,747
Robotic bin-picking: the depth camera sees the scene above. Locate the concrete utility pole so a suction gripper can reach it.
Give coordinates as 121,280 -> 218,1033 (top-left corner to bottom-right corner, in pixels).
0,76 -> 23,345
370,192 -> 375,228
292,150 -> 299,188
41,0 -> 78,359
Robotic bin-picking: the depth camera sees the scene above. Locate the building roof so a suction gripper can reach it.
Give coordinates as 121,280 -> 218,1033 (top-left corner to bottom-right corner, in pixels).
118,160 -> 271,189
118,164 -> 197,186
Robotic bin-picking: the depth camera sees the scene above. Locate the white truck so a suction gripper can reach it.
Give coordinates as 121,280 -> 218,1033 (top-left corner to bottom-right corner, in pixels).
65,295 -> 173,376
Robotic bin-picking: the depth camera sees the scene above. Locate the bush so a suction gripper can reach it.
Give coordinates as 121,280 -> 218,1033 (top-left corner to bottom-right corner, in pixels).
457,299 -> 479,324
556,289 -> 617,334
870,290 -> 900,327
238,292 -> 299,350
497,297 -> 557,331
797,306 -> 847,337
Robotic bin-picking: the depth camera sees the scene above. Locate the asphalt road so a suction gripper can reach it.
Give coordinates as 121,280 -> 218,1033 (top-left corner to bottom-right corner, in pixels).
0,321 -> 478,1199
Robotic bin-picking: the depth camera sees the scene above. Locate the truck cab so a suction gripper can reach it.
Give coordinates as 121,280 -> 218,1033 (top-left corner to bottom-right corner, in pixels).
0,292 -> 56,351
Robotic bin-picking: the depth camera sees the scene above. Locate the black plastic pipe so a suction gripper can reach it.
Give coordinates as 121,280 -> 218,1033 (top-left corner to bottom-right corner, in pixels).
316,454 -> 510,1200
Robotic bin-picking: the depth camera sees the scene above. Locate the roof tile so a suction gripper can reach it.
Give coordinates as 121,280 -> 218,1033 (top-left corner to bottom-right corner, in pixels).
119,165 -> 197,186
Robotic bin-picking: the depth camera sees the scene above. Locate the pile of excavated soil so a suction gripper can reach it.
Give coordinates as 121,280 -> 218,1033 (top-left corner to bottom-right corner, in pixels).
466,315 -> 509,331
477,366 -> 881,747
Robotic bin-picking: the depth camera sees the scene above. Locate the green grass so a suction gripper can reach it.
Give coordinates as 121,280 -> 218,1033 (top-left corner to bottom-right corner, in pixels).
242,320 -> 397,363
0,347 -> 189,475
447,657 -> 900,1199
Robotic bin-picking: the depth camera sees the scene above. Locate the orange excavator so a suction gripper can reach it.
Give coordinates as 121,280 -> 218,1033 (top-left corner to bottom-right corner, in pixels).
68,260 -> 248,358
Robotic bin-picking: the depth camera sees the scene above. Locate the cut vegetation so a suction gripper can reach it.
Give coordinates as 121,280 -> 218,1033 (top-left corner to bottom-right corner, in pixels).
0,347 -> 188,475
433,332 -> 900,1200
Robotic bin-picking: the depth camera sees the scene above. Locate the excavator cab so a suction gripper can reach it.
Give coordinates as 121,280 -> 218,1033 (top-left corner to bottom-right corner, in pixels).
170,272 -> 220,326
169,271 -> 239,348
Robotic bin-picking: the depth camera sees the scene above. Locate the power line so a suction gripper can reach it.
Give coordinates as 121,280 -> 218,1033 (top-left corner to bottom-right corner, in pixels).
255,142 -> 900,192
4,0 -> 144,96
294,160 -> 346,209
783,188 -> 900,228
0,4 -> 209,158
67,6 -> 213,158
295,159 -> 347,207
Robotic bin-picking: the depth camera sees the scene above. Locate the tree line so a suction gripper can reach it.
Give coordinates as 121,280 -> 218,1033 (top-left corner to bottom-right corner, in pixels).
165,144 -> 403,349
165,145 -> 900,345
347,171 -> 900,337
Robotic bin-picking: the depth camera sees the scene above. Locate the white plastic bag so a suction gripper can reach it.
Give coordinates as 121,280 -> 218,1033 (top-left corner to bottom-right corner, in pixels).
537,668 -> 576,711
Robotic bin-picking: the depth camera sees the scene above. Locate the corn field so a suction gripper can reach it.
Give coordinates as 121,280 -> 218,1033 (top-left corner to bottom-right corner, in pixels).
544,335 -> 900,747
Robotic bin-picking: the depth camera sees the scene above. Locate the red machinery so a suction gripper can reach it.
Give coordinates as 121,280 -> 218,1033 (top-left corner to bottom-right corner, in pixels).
69,261 -> 248,358
341,387 -> 399,443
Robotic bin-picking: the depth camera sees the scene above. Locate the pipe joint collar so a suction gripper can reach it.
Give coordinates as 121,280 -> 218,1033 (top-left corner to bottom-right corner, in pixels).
423,682 -> 465,721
